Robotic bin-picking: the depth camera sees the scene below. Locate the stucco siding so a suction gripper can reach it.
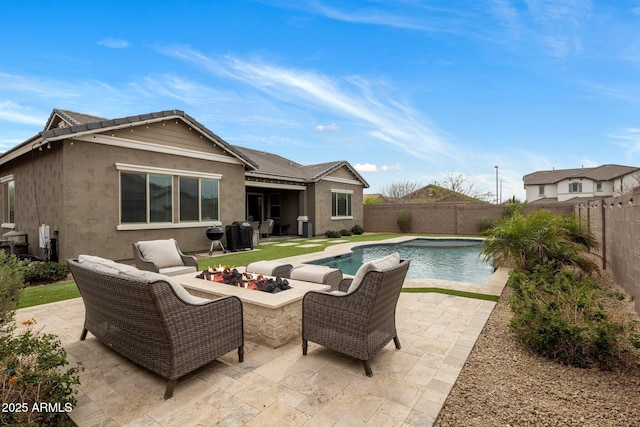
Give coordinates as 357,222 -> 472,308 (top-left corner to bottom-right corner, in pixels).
59,138 -> 246,261
312,176 -> 364,236
0,143 -> 66,259
108,121 -> 228,155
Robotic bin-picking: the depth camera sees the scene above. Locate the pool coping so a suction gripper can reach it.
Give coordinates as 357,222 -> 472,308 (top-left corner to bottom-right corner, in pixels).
275,235 -> 508,297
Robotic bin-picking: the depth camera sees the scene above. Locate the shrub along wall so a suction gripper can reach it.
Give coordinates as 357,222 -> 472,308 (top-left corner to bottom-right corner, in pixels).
364,202 -> 573,235
574,186 -> 640,315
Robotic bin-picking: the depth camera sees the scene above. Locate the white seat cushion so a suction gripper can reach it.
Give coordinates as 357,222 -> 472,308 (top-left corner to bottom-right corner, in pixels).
246,261 -> 288,276
347,252 -> 400,294
290,265 -> 338,284
158,265 -> 198,277
136,239 -> 184,269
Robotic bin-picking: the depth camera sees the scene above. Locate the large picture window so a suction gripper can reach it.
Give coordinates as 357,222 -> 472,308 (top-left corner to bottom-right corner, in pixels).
331,190 -> 352,218
117,163 -> 222,229
180,177 -> 219,222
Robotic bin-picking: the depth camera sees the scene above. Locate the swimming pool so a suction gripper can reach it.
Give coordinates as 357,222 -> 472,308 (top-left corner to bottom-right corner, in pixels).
308,238 -> 495,285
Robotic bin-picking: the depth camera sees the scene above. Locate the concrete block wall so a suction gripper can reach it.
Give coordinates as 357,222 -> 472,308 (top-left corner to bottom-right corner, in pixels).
364,202 -> 573,236
575,187 -> 640,314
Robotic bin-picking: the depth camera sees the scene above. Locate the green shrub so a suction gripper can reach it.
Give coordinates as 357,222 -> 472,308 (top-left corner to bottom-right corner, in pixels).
396,210 -> 412,233
22,262 -> 70,286
476,216 -> 496,234
482,210 -> 599,274
508,263 -> 639,369
0,252 -> 82,426
325,230 -> 341,238
351,225 -> 364,235
364,196 -> 381,205
339,229 -> 352,236
0,254 -> 25,336
1,321 -> 81,426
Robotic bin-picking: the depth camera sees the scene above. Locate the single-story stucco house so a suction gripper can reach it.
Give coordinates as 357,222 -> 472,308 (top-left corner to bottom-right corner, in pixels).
0,109 -> 368,262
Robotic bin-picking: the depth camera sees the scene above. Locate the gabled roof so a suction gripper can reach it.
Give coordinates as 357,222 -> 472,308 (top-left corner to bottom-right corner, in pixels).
1,109 -> 258,169
44,109 -> 107,131
235,146 -> 369,187
3,108 -> 367,187
523,164 -> 640,185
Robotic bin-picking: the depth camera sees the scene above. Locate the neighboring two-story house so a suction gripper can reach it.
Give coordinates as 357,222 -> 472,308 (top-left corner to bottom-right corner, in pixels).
523,164 -> 640,203
0,109 -> 368,261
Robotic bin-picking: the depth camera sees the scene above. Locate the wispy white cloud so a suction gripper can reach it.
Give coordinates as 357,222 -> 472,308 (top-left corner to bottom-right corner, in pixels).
97,38 -> 130,49
608,128 -> 640,156
524,0 -> 591,57
0,101 -> 46,125
314,123 -> 339,131
160,47 -> 453,161
381,164 -> 402,171
355,163 -> 377,172
354,163 -> 402,173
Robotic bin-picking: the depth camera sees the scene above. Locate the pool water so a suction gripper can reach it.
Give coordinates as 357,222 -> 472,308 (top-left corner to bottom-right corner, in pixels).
308,238 -> 495,285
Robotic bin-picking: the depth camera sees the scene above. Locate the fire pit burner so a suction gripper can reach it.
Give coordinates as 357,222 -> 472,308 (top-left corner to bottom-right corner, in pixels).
196,268 -> 291,294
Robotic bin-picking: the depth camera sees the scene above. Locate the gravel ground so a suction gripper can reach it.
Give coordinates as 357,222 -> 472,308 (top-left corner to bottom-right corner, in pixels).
434,272 -> 640,427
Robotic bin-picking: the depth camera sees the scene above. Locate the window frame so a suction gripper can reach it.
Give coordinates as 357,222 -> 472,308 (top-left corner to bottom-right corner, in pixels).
269,193 -> 281,219
331,189 -> 353,219
179,176 -> 220,223
1,175 -> 15,228
116,163 -> 222,230
568,182 -> 582,193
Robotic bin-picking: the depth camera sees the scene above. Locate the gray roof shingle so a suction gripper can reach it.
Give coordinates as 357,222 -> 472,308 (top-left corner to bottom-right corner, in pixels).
523,164 -> 640,185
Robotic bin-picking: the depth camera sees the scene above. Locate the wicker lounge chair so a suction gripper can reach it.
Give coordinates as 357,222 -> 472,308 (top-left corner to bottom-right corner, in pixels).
68,257 -> 244,399
302,258 -> 410,376
132,239 -> 198,276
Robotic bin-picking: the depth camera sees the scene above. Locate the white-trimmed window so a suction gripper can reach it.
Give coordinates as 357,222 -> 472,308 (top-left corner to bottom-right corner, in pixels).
1,175 -> 14,227
179,177 -> 219,222
596,182 -> 603,192
538,185 -> 545,196
331,189 -> 353,219
117,163 -> 221,228
569,182 -> 582,193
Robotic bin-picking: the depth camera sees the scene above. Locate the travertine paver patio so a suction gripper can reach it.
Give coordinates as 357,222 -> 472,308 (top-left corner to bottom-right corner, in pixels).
15,264 -> 507,426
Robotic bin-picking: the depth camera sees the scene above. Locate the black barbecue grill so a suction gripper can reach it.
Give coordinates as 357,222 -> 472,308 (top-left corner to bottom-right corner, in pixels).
206,226 -> 226,255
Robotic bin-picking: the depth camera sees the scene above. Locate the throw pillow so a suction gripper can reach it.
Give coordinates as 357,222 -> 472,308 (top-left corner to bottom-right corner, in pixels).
347,252 -> 400,294
137,239 -> 184,269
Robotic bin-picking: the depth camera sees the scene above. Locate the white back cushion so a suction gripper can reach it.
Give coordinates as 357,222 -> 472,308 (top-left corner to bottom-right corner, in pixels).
137,239 -> 184,269
347,252 -> 400,294
78,254 -> 209,305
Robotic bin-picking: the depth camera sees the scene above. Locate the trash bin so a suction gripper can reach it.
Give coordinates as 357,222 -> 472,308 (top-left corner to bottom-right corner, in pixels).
302,221 -> 313,238
297,216 -> 308,236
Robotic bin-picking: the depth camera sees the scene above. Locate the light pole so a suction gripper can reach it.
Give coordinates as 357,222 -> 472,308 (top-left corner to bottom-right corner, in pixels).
494,165 -> 499,204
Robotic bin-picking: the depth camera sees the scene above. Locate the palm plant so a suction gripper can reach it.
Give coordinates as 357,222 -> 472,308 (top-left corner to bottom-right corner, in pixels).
481,209 -> 599,275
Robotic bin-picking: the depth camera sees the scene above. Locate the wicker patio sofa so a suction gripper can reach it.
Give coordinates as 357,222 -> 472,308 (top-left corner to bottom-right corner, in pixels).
68,256 -> 244,399
302,254 -> 410,376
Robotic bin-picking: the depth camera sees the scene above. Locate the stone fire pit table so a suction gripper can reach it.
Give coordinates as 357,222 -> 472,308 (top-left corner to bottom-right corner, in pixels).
173,271 -> 330,348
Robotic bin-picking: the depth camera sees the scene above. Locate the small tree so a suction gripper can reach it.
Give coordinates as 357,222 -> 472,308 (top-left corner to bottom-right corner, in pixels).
396,210 -> 412,233
433,173 -> 494,203
379,181 -> 421,203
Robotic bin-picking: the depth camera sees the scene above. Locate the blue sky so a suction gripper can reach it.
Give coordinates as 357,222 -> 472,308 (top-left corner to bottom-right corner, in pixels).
2,1 -> 640,201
